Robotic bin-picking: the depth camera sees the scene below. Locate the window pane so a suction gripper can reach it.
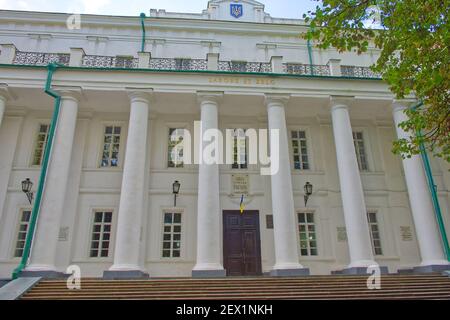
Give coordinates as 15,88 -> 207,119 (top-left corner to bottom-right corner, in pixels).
298,213 -> 305,223
164,213 -> 173,224
104,212 -> 112,223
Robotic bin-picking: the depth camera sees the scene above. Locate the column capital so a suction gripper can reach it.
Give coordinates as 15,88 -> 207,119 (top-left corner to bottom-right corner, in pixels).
264,94 -> 290,107
126,87 -> 154,103
0,84 -> 15,102
197,91 -> 223,105
53,86 -> 83,102
329,95 -> 354,109
392,98 -> 417,112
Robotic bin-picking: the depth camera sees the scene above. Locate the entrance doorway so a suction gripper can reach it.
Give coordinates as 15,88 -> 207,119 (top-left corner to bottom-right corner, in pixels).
223,210 -> 262,276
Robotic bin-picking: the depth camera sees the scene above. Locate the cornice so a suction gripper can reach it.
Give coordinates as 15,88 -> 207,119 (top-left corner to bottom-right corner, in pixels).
0,10 -> 309,37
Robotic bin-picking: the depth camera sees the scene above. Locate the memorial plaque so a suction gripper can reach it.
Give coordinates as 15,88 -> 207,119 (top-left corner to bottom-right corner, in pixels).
400,226 -> 413,241
231,174 -> 249,196
266,215 -> 274,229
58,226 -> 69,241
337,227 -> 347,242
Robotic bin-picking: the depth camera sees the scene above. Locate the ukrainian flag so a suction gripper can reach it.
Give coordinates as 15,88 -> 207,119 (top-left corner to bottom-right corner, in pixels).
239,194 -> 245,214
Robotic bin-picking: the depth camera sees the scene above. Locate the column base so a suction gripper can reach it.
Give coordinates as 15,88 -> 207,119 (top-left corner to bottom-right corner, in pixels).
103,270 -> 149,279
192,269 -> 226,278
270,268 -> 310,277
413,264 -> 450,274
19,270 -> 68,279
334,266 -> 389,275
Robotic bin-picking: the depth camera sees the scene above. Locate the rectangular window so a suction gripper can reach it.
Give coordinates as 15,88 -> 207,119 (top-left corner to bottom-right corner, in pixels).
100,125 -> 121,167
32,124 -> 50,166
353,131 -> 369,171
367,212 -> 383,255
14,210 -> 32,258
168,128 -> 184,168
90,211 -> 113,258
291,130 -> 310,170
298,212 -> 318,256
162,212 -> 182,258
232,129 -> 247,169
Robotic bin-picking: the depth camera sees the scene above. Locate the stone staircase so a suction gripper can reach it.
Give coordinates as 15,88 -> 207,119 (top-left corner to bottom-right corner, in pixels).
20,274 -> 450,300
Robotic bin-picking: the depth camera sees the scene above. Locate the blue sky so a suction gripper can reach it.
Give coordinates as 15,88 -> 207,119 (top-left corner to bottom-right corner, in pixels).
0,0 -> 318,18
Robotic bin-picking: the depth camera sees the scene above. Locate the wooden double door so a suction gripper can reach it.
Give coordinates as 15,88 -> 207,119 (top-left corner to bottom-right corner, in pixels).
223,210 -> 262,276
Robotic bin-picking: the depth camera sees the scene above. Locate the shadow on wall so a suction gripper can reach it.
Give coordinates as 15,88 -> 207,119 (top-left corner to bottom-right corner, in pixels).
0,279 -> 10,288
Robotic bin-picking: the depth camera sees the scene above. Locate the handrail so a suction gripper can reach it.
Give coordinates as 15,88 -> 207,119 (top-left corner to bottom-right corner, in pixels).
411,101 -> 450,261
12,63 -> 62,279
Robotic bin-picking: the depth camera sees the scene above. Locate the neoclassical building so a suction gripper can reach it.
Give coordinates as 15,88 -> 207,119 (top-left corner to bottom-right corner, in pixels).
0,0 -> 449,279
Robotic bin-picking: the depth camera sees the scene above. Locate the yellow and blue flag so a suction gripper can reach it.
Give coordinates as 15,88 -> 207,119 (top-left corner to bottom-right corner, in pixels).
239,194 -> 245,214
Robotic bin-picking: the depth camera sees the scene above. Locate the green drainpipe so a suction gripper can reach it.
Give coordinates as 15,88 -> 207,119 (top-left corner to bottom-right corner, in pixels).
140,12 -> 146,52
12,63 -> 62,279
409,101 -> 450,261
307,26 -> 314,75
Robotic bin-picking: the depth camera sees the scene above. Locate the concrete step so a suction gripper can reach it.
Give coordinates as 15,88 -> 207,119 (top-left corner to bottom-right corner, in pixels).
21,274 -> 450,300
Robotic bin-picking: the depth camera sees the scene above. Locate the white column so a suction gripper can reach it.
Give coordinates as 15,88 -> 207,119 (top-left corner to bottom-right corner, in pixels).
392,103 -> 448,268
0,84 -> 11,128
107,89 -> 152,278
192,92 -> 225,277
330,99 -> 376,271
25,88 -> 80,274
0,94 -> 5,128
266,95 -> 308,276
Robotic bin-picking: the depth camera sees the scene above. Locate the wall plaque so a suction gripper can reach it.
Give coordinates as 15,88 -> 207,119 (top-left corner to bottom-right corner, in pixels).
231,174 -> 249,196
58,227 -> 69,241
337,227 -> 347,242
400,226 -> 413,241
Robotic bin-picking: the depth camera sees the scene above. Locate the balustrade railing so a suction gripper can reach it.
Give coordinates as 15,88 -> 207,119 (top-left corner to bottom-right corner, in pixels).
12,51 -> 70,66
148,58 -> 208,71
283,63 -> 331,76
341,65 -> 381,78
8,50 -> 381,79
218,61 -> 272,73
82,55 -> 139,68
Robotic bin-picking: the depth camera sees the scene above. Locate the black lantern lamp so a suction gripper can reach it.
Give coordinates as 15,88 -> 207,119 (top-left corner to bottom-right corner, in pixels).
172,180 -> 181,207
21,178 -> 34,204
304,182 -> 313,206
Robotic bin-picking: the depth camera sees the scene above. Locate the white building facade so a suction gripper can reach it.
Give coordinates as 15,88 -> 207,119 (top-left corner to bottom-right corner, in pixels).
0,0 -> 449,278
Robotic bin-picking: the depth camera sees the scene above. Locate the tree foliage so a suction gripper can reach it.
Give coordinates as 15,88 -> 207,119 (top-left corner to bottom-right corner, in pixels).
303,0 -> 450,162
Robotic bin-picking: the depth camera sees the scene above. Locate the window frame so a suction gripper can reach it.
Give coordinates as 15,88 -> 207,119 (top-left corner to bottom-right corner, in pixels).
97,122 -> 126,169
161,209 -> 184,259
352,129 -> 370,172
88,209 -> 114,259
167,127 -> 186,169
296,211 -> 319,257
230,128 -> 248,170
367,211 -> 383,256
29,121 -> 51,167
288,126 -> 313,172
11,208 -> 32,259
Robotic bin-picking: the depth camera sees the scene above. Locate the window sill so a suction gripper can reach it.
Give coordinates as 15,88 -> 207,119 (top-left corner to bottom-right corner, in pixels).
292,170 -> 325,176
82,168 -> 123,172
299,256 -> 336,262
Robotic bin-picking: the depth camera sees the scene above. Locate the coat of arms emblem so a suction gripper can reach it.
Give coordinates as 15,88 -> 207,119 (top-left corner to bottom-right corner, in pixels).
230,4 -> 243,18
